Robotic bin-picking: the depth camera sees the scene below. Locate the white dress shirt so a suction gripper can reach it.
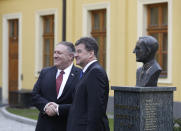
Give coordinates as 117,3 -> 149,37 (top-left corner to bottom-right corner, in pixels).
83,60 -> 97,73
56,63 -> 73,99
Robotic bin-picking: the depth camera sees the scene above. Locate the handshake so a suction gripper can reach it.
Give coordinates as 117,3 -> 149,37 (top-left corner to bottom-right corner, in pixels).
44,102 -> 59,116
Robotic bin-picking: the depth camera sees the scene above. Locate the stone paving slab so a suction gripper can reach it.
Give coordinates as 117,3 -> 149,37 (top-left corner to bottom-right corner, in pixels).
0,107 -> 36,131
0,106 -> 37,126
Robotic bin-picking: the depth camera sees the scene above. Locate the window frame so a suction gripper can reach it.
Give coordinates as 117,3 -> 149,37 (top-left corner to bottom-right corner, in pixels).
82,2 -> 111,76
90,9 -> 107,69
147,3 -> 168,77
42,15 -> 54,67
137,0 -> 172,84
35,9 -> 58,77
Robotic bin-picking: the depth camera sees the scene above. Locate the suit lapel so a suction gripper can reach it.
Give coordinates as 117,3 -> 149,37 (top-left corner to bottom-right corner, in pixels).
83,61 -> 98,76
51,66 -> 58,100
75,62 -> 98,94
58,65 -> 77,98
46,66 -> 57,101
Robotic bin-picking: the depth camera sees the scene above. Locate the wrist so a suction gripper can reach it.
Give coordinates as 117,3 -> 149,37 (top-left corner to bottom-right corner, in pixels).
56,105 -> 59,115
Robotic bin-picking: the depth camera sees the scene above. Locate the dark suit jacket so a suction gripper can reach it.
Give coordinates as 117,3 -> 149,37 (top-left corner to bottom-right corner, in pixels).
67,61 -> 110,131
32,65 -> 81,131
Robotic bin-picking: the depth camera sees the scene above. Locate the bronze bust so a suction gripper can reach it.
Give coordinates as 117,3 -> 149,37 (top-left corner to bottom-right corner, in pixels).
133,36 -> 162,87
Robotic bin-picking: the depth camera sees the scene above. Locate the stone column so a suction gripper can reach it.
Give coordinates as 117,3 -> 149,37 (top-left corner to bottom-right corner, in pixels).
111,86 -> 176,131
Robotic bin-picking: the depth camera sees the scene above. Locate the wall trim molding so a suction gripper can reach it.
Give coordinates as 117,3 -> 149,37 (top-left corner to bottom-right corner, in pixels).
35,9 -> 58,77
2,13 -> 22,103
82,2 -> 111,76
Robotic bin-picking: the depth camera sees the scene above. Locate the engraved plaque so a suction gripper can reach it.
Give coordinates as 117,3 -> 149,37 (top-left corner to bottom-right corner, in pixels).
144,99 -> 159,130
112,86 -> 176,131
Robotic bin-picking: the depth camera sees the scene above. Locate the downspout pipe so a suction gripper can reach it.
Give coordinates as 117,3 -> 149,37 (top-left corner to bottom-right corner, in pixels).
62,0 -> 66,41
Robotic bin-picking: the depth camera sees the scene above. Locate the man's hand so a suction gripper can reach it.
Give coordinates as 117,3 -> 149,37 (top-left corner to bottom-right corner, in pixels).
45,102 -> 59,116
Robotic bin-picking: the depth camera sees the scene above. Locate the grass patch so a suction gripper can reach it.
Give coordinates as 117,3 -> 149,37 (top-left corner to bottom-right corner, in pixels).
6,107 -> 39,120
109,118 -> 114,131
174,127 -> 181,131
6,107 -> 114,130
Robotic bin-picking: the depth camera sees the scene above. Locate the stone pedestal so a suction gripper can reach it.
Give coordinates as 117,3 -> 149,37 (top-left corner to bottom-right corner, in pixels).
111,86 -> 176,131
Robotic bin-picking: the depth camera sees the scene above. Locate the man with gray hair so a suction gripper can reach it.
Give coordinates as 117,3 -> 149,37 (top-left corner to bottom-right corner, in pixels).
32,41 -> 81,131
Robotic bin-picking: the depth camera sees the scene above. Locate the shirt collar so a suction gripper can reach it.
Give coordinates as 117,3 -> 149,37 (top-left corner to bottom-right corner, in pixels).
83,60 -> 97,73
57,63 -> 73,75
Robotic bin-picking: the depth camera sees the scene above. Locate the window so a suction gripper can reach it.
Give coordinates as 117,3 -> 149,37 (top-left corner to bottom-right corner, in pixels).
90,9 -> 106,69
147,3 -> 168,77
42,15 -> 54,67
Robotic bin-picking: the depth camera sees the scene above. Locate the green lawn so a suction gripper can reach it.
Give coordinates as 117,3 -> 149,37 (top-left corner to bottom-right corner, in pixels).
6,107 -> 39,120
109,118 -> 114,131
6,107 -> 114,131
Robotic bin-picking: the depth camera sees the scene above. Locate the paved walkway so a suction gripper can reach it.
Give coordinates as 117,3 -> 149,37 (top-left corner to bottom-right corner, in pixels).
0,110 -> 36,131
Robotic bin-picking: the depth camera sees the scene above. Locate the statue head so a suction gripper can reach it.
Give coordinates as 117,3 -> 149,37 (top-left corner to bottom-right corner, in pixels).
133,36 -> 158,64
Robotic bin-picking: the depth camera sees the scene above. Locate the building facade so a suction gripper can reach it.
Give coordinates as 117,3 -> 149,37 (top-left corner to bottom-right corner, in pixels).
0,0 -> 180,108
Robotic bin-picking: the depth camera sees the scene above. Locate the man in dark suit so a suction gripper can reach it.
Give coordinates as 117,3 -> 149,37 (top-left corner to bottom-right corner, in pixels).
67,37 -> 110,131
32,41 -> 81,131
